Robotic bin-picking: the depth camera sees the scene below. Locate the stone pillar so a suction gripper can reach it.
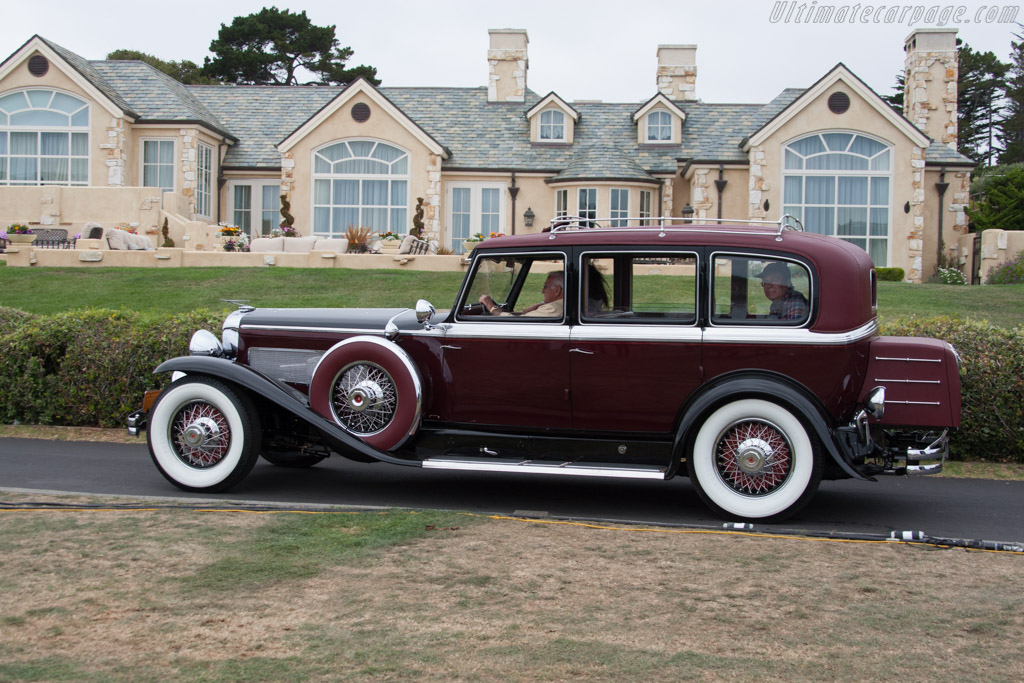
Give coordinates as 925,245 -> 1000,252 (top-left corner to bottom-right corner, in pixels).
907,146 -> 927,282
747,145 -> 768,220
101,116 -> 127,186
179,128 -> 199,219
691,169 -> 713,220
424,153 -> 443,239
904,29 -> 958,150
656,45 -> 697,102
487,29 -> 528,103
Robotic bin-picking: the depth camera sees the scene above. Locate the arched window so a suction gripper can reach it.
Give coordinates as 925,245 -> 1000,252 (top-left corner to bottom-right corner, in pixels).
312,140 -> 409,237
782,132 -> 891,266
0,88 -> 89,186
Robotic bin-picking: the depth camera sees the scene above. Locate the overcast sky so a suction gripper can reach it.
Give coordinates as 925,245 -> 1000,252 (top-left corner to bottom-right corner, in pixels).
4,0 -> 1021,104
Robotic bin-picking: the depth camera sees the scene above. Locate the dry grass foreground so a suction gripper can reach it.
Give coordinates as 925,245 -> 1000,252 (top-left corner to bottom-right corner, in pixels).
0,493 -> 1022,682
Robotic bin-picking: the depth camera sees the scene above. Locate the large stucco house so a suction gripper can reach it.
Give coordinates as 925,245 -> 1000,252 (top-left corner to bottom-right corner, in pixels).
0,28 -> 972,280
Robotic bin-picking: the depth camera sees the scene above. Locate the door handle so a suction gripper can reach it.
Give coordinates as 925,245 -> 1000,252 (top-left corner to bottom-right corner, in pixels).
441,345 -> 462,350
570,348 -> 595,355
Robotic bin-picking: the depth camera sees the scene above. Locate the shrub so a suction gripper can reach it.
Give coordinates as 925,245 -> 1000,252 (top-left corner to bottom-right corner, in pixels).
876,267 -> 905,282
880,316 -> 1024,463
0,308 -> 222,427
986,249 -> 1024,284
936,266 -> 967,285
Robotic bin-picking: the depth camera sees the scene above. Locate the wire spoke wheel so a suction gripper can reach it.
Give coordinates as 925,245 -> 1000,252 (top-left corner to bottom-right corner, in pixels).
170,401 -> 231,468
715,419 -> 792,496
331,362 -> 398,436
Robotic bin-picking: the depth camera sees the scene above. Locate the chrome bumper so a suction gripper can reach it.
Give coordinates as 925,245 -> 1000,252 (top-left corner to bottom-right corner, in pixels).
126,409 -> 146,437
882,429 -> 948,475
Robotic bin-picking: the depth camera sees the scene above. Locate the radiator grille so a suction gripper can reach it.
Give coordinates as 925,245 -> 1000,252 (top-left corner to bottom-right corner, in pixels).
247,348 -> 324,385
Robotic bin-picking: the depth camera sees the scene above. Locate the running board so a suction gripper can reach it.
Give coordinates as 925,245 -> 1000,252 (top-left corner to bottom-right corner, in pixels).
421,456 -> 668,480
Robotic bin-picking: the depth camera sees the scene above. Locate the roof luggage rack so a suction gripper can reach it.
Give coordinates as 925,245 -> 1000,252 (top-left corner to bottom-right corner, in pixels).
547,215 -> 805,241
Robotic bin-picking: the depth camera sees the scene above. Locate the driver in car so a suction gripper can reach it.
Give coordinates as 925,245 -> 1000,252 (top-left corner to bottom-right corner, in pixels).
757,262 -> 808,321
479,271 -> 564,317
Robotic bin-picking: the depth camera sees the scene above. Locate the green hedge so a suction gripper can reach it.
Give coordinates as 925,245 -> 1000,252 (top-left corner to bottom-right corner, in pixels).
875,267 -> 905,282
0,309 -> 1021,462
880,317 -> 1024,462
0,308 -> 222,428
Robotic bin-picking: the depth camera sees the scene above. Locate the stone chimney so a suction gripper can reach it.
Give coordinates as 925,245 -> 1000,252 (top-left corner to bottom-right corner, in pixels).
487,29 -> 529,103
656,45 -> 697,101
904,28 -> 958,149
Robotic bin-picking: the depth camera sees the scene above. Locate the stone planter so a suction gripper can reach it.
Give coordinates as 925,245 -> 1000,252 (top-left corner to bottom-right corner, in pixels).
462,240 -> 482,252
5,233 -> 35,244
379,240 -> 401,253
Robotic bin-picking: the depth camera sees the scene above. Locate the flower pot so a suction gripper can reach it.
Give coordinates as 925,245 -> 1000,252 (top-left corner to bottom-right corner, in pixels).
5,233 -> 35,244
462,240 -> 481,253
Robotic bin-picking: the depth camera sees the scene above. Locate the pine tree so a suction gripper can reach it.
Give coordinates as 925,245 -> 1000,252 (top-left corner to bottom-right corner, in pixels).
1000,32 -> 1024,164
958,43 -> 1008,165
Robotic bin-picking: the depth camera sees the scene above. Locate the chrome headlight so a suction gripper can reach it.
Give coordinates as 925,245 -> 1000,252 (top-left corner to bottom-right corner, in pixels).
189,330 -> 223,357
222,309 -> 245,358
865,386 -> 885,419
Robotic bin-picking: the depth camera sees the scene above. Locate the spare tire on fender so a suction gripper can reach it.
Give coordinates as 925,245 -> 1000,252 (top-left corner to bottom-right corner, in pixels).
309,336 -> 423,451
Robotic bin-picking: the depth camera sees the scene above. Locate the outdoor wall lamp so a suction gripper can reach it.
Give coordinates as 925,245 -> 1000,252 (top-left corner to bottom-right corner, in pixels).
681,204 -> 694,223
524,207 -> 535,227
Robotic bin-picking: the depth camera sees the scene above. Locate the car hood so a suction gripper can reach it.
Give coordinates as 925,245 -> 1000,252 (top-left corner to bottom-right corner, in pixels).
238,307 -> 447,333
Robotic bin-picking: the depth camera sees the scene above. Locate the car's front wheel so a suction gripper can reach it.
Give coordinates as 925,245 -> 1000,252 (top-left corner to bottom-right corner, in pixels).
688,398 -> 821,522
147,376 -> 261,493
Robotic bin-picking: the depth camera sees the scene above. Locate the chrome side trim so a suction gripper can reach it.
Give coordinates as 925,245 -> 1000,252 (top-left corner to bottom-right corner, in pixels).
874,378 -> 941,384
703,320 -> 877,346
874,356 -> 942,363
240,324 -> 446,337
422,458 -> 668,480
571,325 -> 703,343
887,400 -> 942,406
444,322 -> 572,342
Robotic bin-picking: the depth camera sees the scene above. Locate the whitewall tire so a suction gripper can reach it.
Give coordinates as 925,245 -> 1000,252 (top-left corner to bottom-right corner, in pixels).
688,398 -> 821,522
147,376 -> 260,492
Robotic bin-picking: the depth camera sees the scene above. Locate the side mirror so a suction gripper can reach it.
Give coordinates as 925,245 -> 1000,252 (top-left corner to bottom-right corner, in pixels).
415,299 -> 436,325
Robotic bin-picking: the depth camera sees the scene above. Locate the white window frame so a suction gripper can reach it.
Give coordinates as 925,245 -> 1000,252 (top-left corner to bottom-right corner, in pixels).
539,109 -> 566,142
445,181 -> 507,252
0,88 -> 90,187
226,179 -> 281,236
196,142 -> 213,219
555,188 -> 569,218
311,139 -> 410,237
140,138 -> 175,194
578,187 -> 597,220
646,110 -> 672,143
610,188 -> 629,226
639,190 -> 653,225
781,131 -> 892,267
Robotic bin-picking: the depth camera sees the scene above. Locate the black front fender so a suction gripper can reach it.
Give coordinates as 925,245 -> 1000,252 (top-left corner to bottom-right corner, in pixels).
153,356 -> 420,468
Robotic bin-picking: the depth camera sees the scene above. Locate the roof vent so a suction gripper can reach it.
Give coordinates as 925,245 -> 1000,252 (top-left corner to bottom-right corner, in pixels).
828,91 -> 850,114
351,103 -> 371,123
28,55 -> 49,77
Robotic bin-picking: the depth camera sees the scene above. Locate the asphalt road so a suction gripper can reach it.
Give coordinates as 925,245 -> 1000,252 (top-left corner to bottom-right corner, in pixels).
2,437 -> 1023,544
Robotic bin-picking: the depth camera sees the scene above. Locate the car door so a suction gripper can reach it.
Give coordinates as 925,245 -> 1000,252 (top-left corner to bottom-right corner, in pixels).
438,253 -> 572,429
569,250 -> 704,434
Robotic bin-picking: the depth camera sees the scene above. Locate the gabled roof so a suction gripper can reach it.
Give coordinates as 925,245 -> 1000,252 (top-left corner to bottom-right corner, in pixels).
0,35 -> 137,118
526,92 -> 579,121
745,63 -> 930,149
277,78 -> 448,157
632,93 -> 687,123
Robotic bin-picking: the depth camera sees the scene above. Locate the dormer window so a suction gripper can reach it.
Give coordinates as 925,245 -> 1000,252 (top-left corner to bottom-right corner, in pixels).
646,110 -> 672,142
540,110 -> 565,141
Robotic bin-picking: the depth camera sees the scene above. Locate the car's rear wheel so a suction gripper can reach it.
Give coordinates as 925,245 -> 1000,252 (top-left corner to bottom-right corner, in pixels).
688,398 -> 821,522
309,336 -> 422,451
147,376 -> 260,492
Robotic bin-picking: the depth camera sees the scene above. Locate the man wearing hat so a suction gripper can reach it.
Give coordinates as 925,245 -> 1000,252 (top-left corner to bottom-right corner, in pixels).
757,262 -> 809,321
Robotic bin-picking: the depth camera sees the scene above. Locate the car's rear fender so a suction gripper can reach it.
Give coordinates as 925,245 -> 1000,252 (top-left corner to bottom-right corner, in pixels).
152,356 -> 421,468
671,372 -> 870,481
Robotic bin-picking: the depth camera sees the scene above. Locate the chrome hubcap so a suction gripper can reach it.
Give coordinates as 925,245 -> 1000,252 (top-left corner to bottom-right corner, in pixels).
171,403 -> 230,468
332,363 -> 397,435
716,420 -> 792,496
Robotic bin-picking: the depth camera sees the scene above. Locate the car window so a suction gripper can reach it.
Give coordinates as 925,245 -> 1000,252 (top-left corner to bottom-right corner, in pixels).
459,255 -> 566,321
581,253 -> 698,324
711,254 -> 811,325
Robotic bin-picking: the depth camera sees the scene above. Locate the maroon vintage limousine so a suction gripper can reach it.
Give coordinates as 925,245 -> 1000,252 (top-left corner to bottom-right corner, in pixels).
129,217 -> 961,521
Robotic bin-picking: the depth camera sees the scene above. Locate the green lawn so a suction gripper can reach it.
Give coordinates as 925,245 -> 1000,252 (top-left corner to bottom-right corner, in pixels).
0,266 -> 1021,327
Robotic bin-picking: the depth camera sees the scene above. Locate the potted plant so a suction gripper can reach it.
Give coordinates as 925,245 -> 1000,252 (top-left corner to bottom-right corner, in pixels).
5,223 -> 34,244
462,232 -> 486,252
345,226 -> 373,253
378,231 -> 402,252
